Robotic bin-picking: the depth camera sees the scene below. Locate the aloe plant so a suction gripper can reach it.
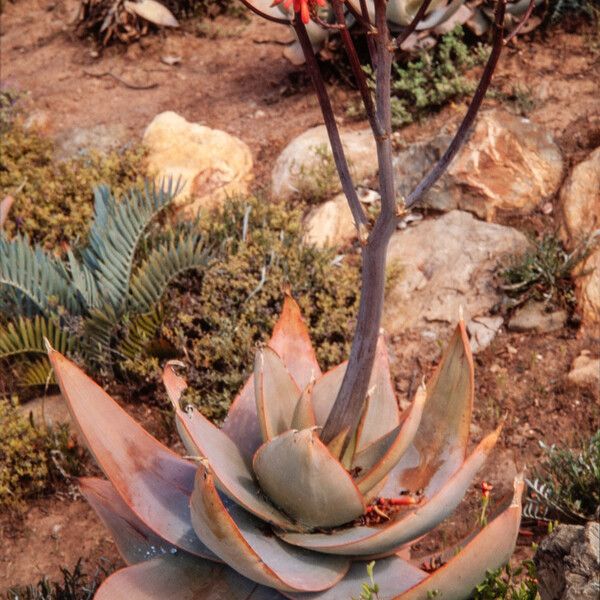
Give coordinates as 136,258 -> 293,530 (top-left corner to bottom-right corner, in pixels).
46,294 -> 523,598
43,0 -> 530,595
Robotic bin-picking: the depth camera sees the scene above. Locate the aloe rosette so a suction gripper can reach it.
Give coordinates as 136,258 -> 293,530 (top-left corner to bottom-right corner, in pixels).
47,294 -> 523,599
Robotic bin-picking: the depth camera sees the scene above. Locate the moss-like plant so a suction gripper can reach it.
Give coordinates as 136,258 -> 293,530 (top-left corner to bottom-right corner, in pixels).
0,94 -> 146,249
122,195 -> 361,421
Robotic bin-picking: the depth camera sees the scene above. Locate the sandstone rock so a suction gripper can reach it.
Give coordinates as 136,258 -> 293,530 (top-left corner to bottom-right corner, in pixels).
303,193 -> 356,249
143,111 -> 253,215
558,147 -> 600,327
535,522 -> 599,600
271,126 -> 377,200
567,353 -> 600,389
507,301 -> 568,334
559,147 -> 600,244
394,109 -> 564,221
384,210 -> 529,337
467,315 -> 503,353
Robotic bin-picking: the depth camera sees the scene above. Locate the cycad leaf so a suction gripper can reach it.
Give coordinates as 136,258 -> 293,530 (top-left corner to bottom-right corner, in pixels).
118,305 -> 164,360
0,315 -> 75,359
80,180 -> 180,312
0,234 -> 78,316
128,228 -> 210,313
21,356 -> 55,387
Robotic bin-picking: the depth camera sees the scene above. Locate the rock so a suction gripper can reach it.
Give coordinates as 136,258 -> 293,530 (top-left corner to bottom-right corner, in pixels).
467,315 -> 503,353
394,109 -> 564,221
17,395 -> 71,428
507,301 -> 568,333
534,522 -> 599,600
558,147 -> 600,327
271,126 -> 377,200
567,353 -> 600,389
303,193 -> 356,249
559,147 -> 600,244
55,123 -> 128,159
384,210 -> 529,336
143,111 -> 253,215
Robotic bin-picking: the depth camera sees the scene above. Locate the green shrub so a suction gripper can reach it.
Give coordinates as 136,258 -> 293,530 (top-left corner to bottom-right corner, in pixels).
122,195 -> 361,421
474,561 -> 540,600
525,430 -> 600,524
0,92 -> 146,249
0,397 -> 84,510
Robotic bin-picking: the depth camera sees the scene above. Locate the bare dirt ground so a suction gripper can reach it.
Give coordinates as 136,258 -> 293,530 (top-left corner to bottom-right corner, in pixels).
0,0 -> 599,590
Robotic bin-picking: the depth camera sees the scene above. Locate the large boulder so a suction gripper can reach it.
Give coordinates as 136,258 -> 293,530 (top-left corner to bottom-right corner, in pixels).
271,126 -> 377,200
143,111 -> 253,216
394,109 -> 564,221
535,522 -> 599,600
384,210 -> 529,341
558,147 -> 600,326
303,193 -> 356,249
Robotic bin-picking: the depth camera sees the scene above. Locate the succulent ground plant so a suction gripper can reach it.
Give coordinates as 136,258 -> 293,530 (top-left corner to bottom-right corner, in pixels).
47,295 -> 523,598
44,0 -> 531,595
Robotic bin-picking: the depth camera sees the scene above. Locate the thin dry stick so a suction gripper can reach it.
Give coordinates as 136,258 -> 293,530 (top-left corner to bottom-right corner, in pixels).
504,0 -> 536,45
395,0 -> 434,48
293,17 -> 368,229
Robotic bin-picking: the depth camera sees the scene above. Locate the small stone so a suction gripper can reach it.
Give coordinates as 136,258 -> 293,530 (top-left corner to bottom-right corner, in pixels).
567,353 -> 600,389
17,394 -> 71,428
508,301 -> 567,333
467,315 -> 503,353
303,193 -> 356,249
254,109 -> 266,118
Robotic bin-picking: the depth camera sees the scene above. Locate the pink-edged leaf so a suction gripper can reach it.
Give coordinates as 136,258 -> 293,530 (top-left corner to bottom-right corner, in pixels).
286,555 -> 426,600
269,293 -> 322,389
47,348 -> 213,559
311,362 -> 347,426
253,429 -> 366,529
0,195 -> 14,229
222,294 -> 320,460
190,463 -> 350,592
279,426 -> 501,557
394,474 -> 524,600
354,385 -> 426,495
254,347 -> 301,441
162,362 -> 301,532
94,554 -> 285,600
290,381 -> 317,430
354,335 -> 401,453
79,477 -> 200,564
383,320 -> 474,498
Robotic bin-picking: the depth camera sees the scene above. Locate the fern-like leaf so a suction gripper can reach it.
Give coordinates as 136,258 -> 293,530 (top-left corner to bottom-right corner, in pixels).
80,180 -> 181,312
0,316 -> 76,359
0,234 -> 78,316
128,228 -> 210,312
21,356 -> 55,387
118,305 -> 164,360
81,302 -> 121,367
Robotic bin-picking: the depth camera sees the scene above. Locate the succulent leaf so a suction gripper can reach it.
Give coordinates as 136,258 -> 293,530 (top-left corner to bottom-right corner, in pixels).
47,348 -> 214,559
254,347 -> 301,442
190,464 -> 350,592
381,320 -> 474,498
279,426 -> 501,557
94,554 -> 280,600
393,473 -> 524,600
162,363 -> 302,532
223,294 -> 320,460
79,477 -> 189,564
253,429 -> 366,529
311,362 -> 348,426
354,384 -> 426,495
290,381 -> 317,430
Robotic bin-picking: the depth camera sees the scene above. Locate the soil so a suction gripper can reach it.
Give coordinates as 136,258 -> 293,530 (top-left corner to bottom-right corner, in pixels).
1,0 -> 599,592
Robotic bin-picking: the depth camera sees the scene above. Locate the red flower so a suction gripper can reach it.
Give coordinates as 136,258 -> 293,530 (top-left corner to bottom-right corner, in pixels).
272,0 -> 326,24
481,481 -> 493,499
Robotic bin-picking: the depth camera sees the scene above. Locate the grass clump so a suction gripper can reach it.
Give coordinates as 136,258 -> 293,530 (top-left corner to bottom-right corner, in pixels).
0,396 -> 85,511
524,430 -> 600,524
500,234 -> 593,311
123,195 -> 360,421
0,90 -> 146,249
293,144 -> 340,205
5,558 -> 114,600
